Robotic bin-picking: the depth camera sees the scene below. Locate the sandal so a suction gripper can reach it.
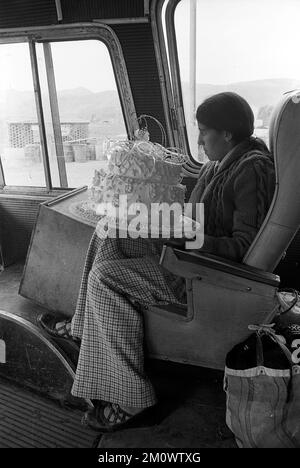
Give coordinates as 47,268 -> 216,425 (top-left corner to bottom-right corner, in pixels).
82,401 -> 153,432
37,312 -> 78,341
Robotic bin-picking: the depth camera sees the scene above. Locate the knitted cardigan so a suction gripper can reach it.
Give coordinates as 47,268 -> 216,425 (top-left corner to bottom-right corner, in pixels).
188,137 -> 275,261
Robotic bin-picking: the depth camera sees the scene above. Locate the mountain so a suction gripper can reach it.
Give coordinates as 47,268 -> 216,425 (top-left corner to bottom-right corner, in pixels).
0,88 -> 123,122
182,78 -> 300,115
2,78 -> 300,123
58,87 -> 94,97
225,78 -> 300,108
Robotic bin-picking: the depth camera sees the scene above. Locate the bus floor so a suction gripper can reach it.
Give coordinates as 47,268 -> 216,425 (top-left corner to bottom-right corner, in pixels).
0,262 -> 237,448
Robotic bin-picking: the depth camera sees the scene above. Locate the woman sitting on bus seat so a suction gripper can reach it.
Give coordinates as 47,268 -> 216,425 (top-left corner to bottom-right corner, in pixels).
39,92 -> 275,430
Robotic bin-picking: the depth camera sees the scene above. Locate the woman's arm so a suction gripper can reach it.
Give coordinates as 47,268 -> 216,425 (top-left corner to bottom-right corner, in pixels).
196,158 -> 275,262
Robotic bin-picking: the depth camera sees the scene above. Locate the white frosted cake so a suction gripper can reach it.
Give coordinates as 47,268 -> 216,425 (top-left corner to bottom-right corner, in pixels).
91,140 -> 186,210
72,133 -> 187,227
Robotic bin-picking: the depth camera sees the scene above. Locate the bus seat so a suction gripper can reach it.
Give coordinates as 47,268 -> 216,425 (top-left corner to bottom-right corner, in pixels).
142,90 -> 300,369
244,90 -> 300,270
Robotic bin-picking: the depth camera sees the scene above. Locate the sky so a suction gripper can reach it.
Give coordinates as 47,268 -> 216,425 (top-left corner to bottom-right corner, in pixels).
175,0 -> 300,85
1,0 -> 300,94
0,40 -> 117,94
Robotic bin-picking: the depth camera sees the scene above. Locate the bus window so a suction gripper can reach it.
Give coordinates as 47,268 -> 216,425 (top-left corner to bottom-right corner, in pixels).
166,0 -> 300,162
0,32 -> 131,190
0,43 -> 46,186
36,40 -> 127,188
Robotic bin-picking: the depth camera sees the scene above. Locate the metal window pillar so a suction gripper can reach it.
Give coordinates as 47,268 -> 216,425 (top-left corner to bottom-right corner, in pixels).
55,0 -> 63,22
28,40 -> 52,190
43,42 -> 68,188
165,0 -> 188,154
0,157 -> 5,188
144,0 -> 150,16
189,0 -> 197,128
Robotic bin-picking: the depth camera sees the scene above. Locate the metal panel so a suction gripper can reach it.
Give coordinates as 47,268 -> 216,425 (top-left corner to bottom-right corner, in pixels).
0,310 -> 77,403
0,0 -> 145,29
144,251 -> 279,369
61,0 -> 145,22
0,0 -> 57,28
19,187 -> 94,316
112,23 -> 169,145
0,194 -> 50,266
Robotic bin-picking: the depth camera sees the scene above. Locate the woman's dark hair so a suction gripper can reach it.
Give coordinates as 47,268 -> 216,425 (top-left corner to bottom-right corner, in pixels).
196,92 -> 254,143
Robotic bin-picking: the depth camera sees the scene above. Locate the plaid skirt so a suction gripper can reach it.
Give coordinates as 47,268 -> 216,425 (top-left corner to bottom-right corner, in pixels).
71,231 -> 186,407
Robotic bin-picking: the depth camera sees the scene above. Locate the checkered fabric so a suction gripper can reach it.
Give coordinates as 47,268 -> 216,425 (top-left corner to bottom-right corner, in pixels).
71,231 -> 186,407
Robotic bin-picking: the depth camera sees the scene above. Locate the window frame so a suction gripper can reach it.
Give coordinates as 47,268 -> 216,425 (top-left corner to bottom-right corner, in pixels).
152,0 -> 201,175
0,23 -> 138,192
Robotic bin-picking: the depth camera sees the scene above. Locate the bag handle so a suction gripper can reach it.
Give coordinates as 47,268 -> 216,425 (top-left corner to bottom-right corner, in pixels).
248,324 -> 293,366
277,288 -> 299,315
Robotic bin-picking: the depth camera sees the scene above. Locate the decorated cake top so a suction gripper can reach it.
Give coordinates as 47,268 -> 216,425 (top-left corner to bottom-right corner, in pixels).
70,118 -> 188,227
93,129 -> 188,189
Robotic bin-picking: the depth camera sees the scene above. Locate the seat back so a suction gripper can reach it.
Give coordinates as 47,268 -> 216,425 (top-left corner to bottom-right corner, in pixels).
243,90 -> 300,272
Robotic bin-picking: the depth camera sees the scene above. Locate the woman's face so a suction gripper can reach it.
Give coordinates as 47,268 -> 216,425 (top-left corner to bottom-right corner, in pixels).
197,123 -> 232,161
